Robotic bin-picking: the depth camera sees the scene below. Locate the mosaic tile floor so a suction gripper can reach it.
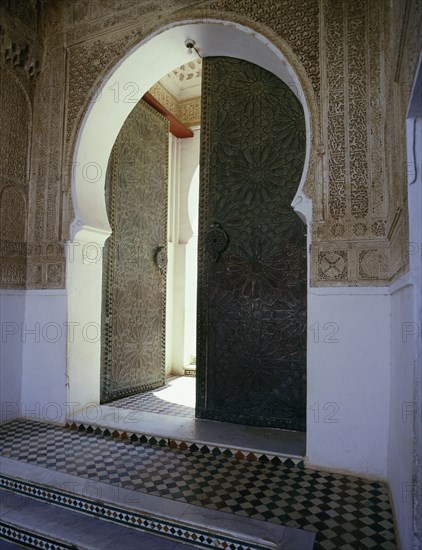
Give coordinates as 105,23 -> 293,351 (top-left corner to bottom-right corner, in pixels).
112,376 -> 195,418
0,421 -> 397,550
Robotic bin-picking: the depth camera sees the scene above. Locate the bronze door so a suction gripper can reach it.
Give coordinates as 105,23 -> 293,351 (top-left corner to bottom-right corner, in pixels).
101,100 -> 168,402
196,57 -> 307,431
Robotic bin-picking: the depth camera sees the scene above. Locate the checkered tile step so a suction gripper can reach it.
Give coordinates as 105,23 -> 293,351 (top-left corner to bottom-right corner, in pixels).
111,377 -> 194,418
0,523 -> 71,549
0,421 -> 397,549
0,477 -> 265,550
65,421 -> 305,468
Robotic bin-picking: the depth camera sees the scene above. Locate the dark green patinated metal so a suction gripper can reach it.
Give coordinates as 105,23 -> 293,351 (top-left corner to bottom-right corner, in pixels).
196,57 -> 307,431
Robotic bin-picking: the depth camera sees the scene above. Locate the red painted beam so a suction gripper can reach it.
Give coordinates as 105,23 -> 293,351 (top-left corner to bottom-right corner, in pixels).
142,92 -> 194,139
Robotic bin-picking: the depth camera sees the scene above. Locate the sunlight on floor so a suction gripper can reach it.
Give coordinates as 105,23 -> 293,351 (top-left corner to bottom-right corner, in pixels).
153,376 -> 196,409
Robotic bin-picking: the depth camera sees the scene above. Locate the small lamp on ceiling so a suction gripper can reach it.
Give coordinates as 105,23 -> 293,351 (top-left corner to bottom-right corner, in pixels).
184,39 -> 201,57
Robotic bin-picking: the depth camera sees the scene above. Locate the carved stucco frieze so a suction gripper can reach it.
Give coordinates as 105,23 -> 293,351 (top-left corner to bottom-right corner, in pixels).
0,63 -> 30,288
149,82 -> 179,117
64,0 -> 203,45
149,81 -> 201,127
0,1 -> 41,105
206,0 -> 320,98
26,241 -> 66,288
312,241 -> 390,286
12,0 -> 415,290
1,1 -> 69,289
311,0 -> 394,285
0,0 -> 417,292
65,31 -> 142,148
0,21 -> 40,96
178,96 -> 201,127
24,18 -> 67,289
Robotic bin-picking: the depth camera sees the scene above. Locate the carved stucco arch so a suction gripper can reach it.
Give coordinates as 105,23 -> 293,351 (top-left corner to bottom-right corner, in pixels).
67,15 -> 319,407
70,14 -> 320,242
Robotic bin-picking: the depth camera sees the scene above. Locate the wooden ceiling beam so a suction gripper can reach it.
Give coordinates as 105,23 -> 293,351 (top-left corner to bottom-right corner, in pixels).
142,92 -> 194,139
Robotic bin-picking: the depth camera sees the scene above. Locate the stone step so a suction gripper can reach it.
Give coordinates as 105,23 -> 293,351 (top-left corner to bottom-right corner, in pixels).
68,405 -> 306,467
0,489 -> 189,549
0,457 -> 316,550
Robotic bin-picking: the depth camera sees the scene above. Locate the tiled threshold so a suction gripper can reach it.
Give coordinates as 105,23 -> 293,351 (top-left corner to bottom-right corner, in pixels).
69,405 -> 306,466
0,458 -> 315,550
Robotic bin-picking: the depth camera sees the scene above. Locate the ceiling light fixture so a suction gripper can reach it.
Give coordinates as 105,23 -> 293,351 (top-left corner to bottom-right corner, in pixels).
184,39 -> 201,57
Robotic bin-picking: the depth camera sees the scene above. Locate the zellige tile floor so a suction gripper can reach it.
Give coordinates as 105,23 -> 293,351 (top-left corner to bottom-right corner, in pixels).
0,420 -> 397,550
112,376 -> 195,418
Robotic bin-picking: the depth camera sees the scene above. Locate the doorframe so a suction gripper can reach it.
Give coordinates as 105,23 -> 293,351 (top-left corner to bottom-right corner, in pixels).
67,17 -> 318,415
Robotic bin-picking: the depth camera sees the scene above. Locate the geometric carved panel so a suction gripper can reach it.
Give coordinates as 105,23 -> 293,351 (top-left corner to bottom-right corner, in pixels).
0,63 -> 30,288
311,0 -> 394,286
197,57 -> 307,431
101,100 -> 169,402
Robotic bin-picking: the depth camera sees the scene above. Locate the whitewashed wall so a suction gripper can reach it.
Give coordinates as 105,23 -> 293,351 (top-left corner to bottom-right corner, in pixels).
387,112 -> 421,550
0,289 -> 67,424
166,129 -> 200,374
306,289 -> 392,479
0,290 -> 25,422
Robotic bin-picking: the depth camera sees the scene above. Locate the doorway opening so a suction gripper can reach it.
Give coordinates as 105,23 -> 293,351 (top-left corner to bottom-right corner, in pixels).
68,20 -> 316,444
100,53 -> 308,433
99,57 -> 202,415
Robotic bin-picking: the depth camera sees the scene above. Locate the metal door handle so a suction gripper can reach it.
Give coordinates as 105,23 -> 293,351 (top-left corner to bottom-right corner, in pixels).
154,246 -> 167,274
205,223 -> 229,262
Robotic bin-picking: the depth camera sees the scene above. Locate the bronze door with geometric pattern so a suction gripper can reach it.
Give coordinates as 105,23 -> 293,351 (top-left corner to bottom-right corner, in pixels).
101,100 -> 168,403
196,57 -> 307,431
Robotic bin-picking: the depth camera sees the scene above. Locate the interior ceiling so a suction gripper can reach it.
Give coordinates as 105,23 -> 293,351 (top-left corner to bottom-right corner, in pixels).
160,57 -> 202,100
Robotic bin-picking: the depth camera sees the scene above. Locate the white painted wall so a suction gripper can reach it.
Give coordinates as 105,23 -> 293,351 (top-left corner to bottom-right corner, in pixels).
0,289 -> 68,424
166,129 -> 200,374
20,290 -> 68,424
179,129 -> 200,243
408,114 -> 422,550
184,233 -> 198,366
306,289 -> 392,479
388,277 -> 416,549
66,237 -> 106,411
387,111 -> 421,550
0,290 -> 25,422
180,130 -> 200,367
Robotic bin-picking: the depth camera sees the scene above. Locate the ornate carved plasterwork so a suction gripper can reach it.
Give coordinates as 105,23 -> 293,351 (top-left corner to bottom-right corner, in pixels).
65,31 -> 142,147
0,187 -> 26,242
149,82 -> 202,128
312,0 -> 393,286
0,1 -> 69,289
0,1 -> 41,104
26,241 -> 66,288
64,0 -> 202,45
170,58 -> 201,81
0,25 -> 40,81
326,0 -> 377,222
149,82 -> 179,117
25,9 -> 67,289
311,241 -> 391,286
2,0 -> 413,291
317,250 -> 348,282
178,96 -> 201,127
207,0 -> 320,97
0,66 -> 30,190
0,0 -> 417,295
0,63 -> 30,288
